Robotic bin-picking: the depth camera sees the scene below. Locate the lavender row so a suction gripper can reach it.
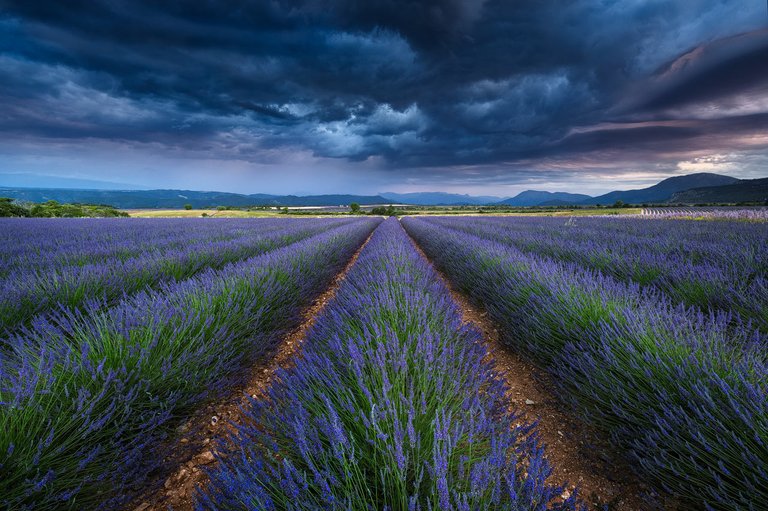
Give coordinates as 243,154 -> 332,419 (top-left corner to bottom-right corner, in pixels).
0,218 -> 353,333
199,218 -> 580,511
641,207 -> 768,221
426,216 -> 768,331
402,217 -> 768,511
0,218 -> 380,510
459,215 -> 767,273
0,218 -> 288,274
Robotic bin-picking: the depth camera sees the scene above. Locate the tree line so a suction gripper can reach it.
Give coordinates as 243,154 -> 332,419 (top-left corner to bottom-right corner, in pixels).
0,198 -> 129,217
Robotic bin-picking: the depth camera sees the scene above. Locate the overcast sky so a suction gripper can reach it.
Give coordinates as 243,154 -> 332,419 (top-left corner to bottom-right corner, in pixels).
1,1 -> 767,196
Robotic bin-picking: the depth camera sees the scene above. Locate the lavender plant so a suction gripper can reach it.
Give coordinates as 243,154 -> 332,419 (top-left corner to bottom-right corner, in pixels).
0,218 -> 353,333
402,216 -> 768,511
0,218 -> 282,274
642,207 -> 768,221
199,218 -> 581,511
0,218 -> 379,510
424,215 -> 768,331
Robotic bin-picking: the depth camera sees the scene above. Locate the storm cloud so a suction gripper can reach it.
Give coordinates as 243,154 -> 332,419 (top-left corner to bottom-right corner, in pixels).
0,0 -> 766,194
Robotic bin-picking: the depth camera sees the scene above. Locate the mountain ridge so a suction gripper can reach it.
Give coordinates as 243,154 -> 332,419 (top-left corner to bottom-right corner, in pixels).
580,173 -> 740,205
380,192 -> 505,205
670,177 -> 768,203
497,190 -> 592,206
1,172 -> 764,208
0,188 -> 391,209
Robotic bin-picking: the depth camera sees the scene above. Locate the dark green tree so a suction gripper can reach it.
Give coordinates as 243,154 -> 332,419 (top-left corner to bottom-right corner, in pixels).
370,205 -> 397,216
0,197 -> 30,217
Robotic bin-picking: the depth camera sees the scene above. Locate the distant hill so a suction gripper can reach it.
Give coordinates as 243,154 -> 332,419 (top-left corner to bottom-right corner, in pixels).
0,188 -> 256,208
1,172 -> 762,209
264,194 -> 390,206
497,190 -> 592,207
581,173 -> 740,205
670,178 -> 768,204
380,192 -> 504,205
0,188 -> 389,209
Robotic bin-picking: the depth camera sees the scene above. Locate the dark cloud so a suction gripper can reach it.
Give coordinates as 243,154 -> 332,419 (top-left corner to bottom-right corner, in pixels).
0,0 -> 766,191
315,0 -> 488,49
553,114 -> 768,157
623,29 -> 768,115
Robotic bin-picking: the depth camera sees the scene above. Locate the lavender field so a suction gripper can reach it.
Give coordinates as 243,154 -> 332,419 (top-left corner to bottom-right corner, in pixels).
403,216 -> 767,510
1,216 -> 766,510
0,217 -> 380,509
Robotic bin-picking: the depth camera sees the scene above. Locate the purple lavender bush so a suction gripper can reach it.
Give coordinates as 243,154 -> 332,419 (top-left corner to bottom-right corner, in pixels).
423,215 -> 768,332
0,218 -> 379,510
0,218 -> 294,276
402,216 -> 768,511
643,207 -> 768,221
198,218 -> 581,511
0,218 -> 354,334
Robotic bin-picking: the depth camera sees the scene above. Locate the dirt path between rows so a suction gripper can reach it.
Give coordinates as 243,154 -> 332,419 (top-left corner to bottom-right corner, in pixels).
128,230 -> 376,511
403,227 -> 661,511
